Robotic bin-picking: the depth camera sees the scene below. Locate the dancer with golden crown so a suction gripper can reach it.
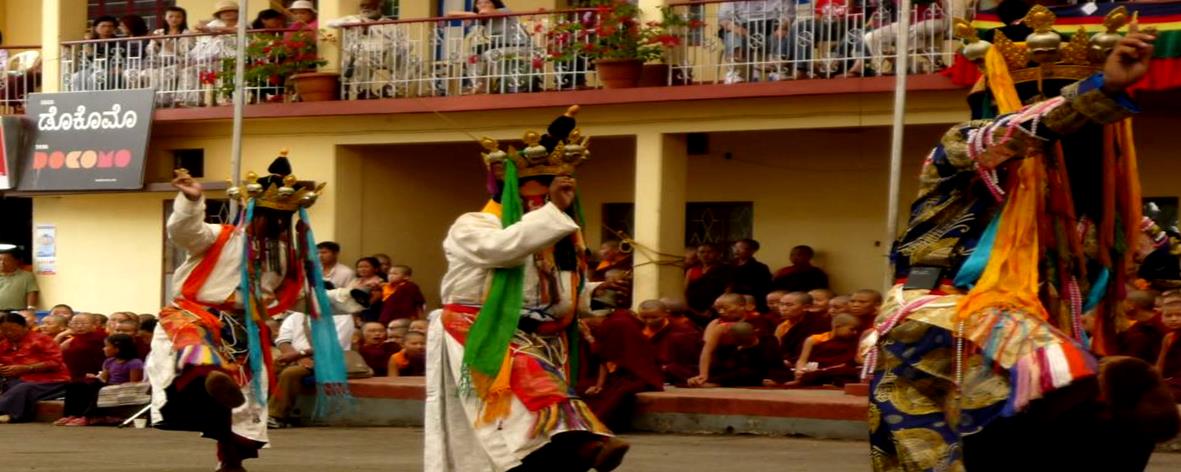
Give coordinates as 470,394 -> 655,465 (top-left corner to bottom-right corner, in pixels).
425,106 -> 629,472
864,4 -> 1180,471
149,153 -> 361,472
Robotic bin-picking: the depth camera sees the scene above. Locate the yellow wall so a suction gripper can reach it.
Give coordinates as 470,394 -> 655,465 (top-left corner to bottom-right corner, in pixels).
4,0 -> 42,46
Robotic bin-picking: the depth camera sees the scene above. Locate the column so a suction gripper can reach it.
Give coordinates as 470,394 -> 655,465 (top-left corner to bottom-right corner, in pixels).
316,0 -> 350,73
40,0 -> 87,93
631,132 -> 687,307
637,0 -> 667,22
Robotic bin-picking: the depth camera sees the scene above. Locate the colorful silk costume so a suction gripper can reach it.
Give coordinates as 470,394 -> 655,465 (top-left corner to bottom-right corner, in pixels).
865,6 -> 1154,471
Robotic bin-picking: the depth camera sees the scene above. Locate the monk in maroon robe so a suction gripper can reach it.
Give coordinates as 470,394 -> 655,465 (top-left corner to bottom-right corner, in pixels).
774,292 -> 830,367
790,313 -> 861,387
583,309 -> 663,431
704,321 -> 785,387
637,300 -> 701,385
1157,300 -> 1181,401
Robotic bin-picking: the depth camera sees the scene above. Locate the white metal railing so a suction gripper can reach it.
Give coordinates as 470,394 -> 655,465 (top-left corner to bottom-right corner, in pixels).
336,9 -> 604,99
667,0 -> 955,84
0,46 -> 42,114
59,29 -> 318,107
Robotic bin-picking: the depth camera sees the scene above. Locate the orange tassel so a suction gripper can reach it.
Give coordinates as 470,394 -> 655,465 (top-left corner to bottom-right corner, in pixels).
473,351 -> 515,426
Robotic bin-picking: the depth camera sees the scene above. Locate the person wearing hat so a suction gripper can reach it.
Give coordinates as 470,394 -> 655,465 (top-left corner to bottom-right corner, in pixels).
149,152 -> 362,472
425,106 -> 629,472
196,0 -> 241,33
289,0 -> 319,31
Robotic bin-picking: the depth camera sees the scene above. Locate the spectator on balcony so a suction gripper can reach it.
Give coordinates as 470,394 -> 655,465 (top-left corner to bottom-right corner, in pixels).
449,0 -> 537,94
862,0 -> 946,74
329,0 -> 410,99
116,15 -> 150,88
251,9 -> 288,30
288,0 -> 320,31
191,0 -> 241,95
811,0 -> 866,77
718,0 -> 794,84
143,7 -> 198,107
69,16 -> 122,91
196,0 -> 242,34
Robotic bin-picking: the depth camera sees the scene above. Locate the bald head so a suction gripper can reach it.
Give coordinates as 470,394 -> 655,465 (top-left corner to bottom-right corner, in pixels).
638,299 -> 670,329
659,297 -> 689,314
714,293 -> 747,321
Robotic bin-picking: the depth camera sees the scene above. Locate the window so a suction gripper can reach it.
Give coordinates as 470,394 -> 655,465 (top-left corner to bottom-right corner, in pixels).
599,201 -> 756,248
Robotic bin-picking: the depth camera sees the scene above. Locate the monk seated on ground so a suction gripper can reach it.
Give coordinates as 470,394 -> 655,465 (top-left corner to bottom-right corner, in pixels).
687,293 -> 748,387
742,294 -> 777,338
1157,295 -> 1181,402
828,295 -> 850,316
582,308 -> 663,431
388,331 -> 426,377
636,299 -> 701,386
807,289 -> 835,319
386,318 -> 410,345
846,289 -> 882,332
786,313 -> 862,388
690,321 -> 783,388
408,319 -> 429,335
773,291 -> 831,377
356,322 -> 400,377
1118,290 -> 1164,364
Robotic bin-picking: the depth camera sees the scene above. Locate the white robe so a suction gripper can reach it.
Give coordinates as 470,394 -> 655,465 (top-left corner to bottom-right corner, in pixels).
425,202 -> 602,472
147,194 -> 362,444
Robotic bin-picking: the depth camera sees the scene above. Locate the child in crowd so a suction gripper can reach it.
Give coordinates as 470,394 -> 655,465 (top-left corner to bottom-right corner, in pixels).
58,314 -> 107,425
388,331 -> 426,377
409,319 -> 429,335
387,318 -> 410,345
847,289 -> 883,331
1118,290 -> 1164,364
58,334 -> 143,426
807,289 -> 835,318
379,265 -> 426,325
789,313 -> 862,387
828,295 -> 851,315
357,322 -> 399,376
637,299 -> 700,386
1156,298 -> 1181,402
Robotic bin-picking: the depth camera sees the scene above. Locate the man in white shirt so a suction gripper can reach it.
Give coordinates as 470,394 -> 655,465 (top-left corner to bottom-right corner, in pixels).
268,310 -> 356,427
317,241 -> 355,289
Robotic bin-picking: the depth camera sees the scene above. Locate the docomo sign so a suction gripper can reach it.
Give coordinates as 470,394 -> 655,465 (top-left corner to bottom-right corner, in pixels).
33,149 -> 134,170
18,90 -> 154,192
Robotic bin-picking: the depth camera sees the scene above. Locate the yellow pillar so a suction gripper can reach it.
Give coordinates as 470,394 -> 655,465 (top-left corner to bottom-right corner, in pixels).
631,132 -> 687,308
399,0 -> 435,19
317,0 -> 349,73
40,0 -> 88,93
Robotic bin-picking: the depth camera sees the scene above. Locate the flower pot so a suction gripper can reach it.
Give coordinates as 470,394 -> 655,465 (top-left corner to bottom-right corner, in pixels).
595,59 -> 644,89
639,63 -> 670,87
290,72 -> 340,102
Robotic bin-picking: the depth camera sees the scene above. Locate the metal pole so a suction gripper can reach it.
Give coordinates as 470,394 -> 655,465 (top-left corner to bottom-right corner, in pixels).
883,0 -> 912,291
229,0 -> 249,215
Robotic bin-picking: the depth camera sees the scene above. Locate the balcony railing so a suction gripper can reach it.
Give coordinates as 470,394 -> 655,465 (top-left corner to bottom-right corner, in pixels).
59,29 -> 316,107
50,0 -> 957,109
336,9 -> 603,98
668,0 -> 955,83
0,45 -> 42,115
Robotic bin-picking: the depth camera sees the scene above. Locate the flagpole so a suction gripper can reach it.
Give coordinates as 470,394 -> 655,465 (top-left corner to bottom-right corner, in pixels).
229,0 -> 249,215
883,0 -> 912,291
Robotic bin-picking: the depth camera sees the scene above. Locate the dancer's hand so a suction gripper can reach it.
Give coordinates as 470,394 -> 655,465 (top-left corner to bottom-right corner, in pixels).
548,175 -> 577,211
1102,20 -> 1156,93
172,169 -> 203,201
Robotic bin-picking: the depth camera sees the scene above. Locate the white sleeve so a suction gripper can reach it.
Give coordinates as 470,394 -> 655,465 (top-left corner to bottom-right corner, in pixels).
275,314 -> 299,345
445,202 -> 580,269
166,193 -> 220,256
326,287 -> 365,314
334,315 -> 357,351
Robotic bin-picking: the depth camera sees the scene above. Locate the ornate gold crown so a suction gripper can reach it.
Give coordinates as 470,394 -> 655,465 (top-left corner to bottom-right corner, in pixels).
479,106 -> 590,179
225,150 -> 326,211
954,5 -> 1132,83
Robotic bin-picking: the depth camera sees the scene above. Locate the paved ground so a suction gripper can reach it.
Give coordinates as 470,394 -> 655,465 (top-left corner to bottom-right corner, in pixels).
1,424 -> 1179,471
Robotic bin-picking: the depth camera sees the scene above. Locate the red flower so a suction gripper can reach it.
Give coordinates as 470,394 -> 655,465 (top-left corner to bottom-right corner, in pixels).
689,19 -> 705,29
467,54 -> 479,64
533,23 -> 544,33
531,57 -> 544,70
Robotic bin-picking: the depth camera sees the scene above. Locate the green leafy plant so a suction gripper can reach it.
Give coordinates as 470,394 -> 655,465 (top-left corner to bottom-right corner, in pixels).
544,0 -> 700,64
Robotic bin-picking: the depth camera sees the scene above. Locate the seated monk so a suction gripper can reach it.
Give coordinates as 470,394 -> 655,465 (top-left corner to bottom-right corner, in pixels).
828,295 -> 850,316
697,321 -> 783,387
637,299 -> 701,386
1157,298 -> 1181,402
846,289 -> 882,333
583,309 -> 663,431
741,294 -> 777,338
1117,290 -> 1164,364
788,313 -> 861,387
688,293 -> 748,387
659,297 -> 700,331
774,292 -> 830,368
356,322 -> 400,376
807,288 -> 835,319
388,331 -> 426,377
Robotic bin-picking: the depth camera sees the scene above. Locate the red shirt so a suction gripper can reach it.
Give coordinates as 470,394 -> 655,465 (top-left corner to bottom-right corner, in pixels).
0,330 -> 71,383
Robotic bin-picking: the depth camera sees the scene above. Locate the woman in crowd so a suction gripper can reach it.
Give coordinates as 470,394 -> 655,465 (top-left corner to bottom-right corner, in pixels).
447,0 -> 533,93
142,6 -> 197,106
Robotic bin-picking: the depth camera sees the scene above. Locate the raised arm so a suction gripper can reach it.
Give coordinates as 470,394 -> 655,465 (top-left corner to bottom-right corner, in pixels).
167,170 -> 219,256
445,202 -> 579,269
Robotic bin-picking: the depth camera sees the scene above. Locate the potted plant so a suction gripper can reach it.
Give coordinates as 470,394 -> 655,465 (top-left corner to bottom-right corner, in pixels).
220,30 -> 332,102
546,0 -> 690,89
